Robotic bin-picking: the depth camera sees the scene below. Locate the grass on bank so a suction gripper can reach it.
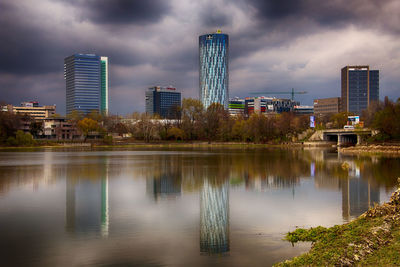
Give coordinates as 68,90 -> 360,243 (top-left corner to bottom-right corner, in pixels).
274,187 -> 400,266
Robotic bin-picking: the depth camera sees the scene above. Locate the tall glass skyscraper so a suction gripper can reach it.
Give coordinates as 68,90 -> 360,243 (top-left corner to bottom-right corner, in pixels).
341,65 -> 379,114
199,31 -> 229,109
64,54 -> 109,115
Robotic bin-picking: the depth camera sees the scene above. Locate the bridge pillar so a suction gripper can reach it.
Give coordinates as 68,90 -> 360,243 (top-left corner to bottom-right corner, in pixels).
357,134 -> 362,145
337,134 -> 342,147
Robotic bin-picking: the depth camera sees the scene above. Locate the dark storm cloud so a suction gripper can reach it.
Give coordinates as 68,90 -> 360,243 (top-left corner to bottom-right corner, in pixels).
0,2 -> 61,75
1,0 -> 399,114
250,0 -> 301,20
199,7 -> 232,27
0,1 -> 147,76
226,0 -> 400,63
246,0 -> 398,33
79,0 -> 171,25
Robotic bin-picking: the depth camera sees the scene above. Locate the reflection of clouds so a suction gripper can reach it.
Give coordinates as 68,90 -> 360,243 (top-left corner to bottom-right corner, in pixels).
200,179 -> 229,254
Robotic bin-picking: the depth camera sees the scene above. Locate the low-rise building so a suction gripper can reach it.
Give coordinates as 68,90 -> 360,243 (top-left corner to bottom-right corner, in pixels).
12,101 -> 56,120
245,97 -> 299,116
313,97 -> 340,117
228,98 -> 245,116
43,117 -> 80,140
294,105 -> 314,115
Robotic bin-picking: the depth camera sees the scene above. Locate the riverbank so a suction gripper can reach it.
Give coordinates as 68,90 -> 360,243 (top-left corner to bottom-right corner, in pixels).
274,183 -> 400,266
0,141 -> 305,150
2,141 -> 400,155
340,144 -> 400,156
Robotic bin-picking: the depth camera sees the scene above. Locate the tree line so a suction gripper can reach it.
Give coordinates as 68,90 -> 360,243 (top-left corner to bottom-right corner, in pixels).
1,97 -> 399,146
106,98 -> 310,143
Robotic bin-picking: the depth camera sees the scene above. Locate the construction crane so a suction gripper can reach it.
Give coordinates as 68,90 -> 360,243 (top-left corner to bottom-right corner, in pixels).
249,88 -> 307,101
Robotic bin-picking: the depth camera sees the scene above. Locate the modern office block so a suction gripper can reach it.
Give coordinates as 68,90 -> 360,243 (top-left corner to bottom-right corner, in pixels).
64,54 -> 109,115
199,31 -> 229,109
145,86 -> 181,119
341,66 -> 379,114
313,97 -> 340,117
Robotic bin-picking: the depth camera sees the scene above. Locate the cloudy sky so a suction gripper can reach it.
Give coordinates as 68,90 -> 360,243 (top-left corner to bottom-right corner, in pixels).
1,0 -> 399,115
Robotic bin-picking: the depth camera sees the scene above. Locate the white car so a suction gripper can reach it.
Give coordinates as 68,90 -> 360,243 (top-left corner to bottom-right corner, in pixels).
343,125 -> 355,129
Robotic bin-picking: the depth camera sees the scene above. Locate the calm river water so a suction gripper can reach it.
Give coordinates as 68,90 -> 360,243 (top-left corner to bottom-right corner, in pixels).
0,148 -> 399,266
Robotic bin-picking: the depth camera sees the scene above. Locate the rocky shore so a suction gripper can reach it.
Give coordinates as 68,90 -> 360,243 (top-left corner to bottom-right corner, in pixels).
274,181 -> 400,266
340,144 -> 400,156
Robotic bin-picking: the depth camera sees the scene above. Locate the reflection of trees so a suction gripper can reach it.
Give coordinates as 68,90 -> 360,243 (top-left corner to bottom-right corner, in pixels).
308,151 -> 399,190
229,149 -> 310,190
181,152 -> 232,191
128,148 -> 400,192
0,166 -> 46,194
0,158 -> 60,194
359,157 -> 400,190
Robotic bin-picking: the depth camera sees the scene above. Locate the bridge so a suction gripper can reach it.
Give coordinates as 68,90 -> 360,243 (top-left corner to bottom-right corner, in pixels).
309,129 -> 374,146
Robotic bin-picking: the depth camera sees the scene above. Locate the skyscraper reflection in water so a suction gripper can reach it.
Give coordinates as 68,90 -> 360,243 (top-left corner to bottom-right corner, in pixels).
200,179 -> 230,254
66,161 -> 109,237
146,174 -> 181,201
341,177 -> 380,221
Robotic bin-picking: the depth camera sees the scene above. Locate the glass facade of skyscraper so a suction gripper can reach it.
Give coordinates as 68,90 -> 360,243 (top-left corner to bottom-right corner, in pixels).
199,32 -> 229,109
369,70 -> 379,103
100,57 -> 109,115
348,69 -> 368,113
64,54 -> 108,115
145,86 -> 181,119
341,66 -> 379,114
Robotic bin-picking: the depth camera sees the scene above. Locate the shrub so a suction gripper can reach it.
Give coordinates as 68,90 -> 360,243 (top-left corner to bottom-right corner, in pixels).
15,130 -> 35,146
103,135 -> 113,145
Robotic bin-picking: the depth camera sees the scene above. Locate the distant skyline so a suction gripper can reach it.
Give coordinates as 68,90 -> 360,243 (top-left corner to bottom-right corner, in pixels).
1,0 -> 399,115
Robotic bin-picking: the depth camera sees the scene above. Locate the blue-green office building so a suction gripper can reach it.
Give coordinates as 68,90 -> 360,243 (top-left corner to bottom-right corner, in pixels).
64,54 -> 109,115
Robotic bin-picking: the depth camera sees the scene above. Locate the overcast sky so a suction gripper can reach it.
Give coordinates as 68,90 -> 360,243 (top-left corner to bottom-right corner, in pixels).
1,0 -> 399,115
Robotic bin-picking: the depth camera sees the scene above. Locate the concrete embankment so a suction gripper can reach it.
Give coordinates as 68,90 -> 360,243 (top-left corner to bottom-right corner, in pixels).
303,141 -> 336,147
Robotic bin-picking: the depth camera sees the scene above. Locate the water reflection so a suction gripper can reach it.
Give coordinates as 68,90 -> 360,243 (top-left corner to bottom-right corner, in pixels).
146,156 -> 182,201
307,149 -> 382,221
200,179 -> 230,254
66,159 -> 109,236
341,178 -> 379,221
0,149 -> 400,266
